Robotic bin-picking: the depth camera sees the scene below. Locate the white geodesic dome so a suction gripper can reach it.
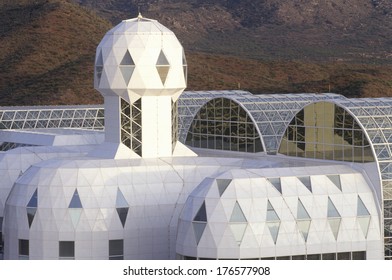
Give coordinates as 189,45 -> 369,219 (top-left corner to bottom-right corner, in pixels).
94,15 -> 187,102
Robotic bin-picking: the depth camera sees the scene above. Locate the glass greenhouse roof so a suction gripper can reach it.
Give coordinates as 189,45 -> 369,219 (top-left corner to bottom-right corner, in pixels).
178,90 -> 345,152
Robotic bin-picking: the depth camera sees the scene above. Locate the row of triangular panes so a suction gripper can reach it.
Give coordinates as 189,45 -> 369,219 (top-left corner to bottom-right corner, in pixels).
96,50 -> 174,86
191,196 -> 371,245
26,188 -> 129,229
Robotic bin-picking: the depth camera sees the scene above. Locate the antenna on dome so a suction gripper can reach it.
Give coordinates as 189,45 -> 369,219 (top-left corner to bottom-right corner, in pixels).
137,1 -> 145,19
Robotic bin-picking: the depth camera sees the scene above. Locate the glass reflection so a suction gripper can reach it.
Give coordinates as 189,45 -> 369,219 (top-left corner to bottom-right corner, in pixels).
185,98 -> 263,153
279,102 -> 374,163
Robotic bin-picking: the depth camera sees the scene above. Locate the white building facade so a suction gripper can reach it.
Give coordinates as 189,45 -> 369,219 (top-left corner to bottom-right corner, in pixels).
0,15 -> 388,260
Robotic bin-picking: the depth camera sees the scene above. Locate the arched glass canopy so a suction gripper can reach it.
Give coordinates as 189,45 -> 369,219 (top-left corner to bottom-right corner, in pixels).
178,90 -> 343,154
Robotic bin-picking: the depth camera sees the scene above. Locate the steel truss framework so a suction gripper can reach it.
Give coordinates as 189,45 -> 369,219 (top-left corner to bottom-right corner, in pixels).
0,105 -> 104,131
178,91 -> 344,153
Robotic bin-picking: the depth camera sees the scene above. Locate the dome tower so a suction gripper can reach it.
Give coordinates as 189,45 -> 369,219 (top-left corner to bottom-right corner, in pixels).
95,14 -> 189,158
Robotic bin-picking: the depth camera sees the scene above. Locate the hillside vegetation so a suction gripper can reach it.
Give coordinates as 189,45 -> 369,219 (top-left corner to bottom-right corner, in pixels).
0,0 -> 391,105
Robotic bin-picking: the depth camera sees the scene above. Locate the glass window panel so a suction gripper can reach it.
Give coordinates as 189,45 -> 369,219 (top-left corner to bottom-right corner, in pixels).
337,252 -> 350,260
230,202 -> 247,222
116,189 -> 129,208
59,241 -> 75,259
352,251 -> 366,260
116,208 -> 129,228
217,179 -> 231,197
120,66 -> 134,85
276,256 -> 290,260
267,201 -> 280,221
278,101 -> 375,163
327,175 -> 342,191
357,196 -> 370,216
298,177 -> 312,192
267,222 -> 280,244
27,190 -> 38,208
109,239 -> 123,260
27,207 -> 37,228
192,222 -> 207,245
322,253 -> 336,260
69,189 -> 82,208
328,198 -> 341,218
267,178 -> 282,193
297,199 -> 310,219
120,50 -> 135,66
292,255 -> 305,260
194,202 -> 207,222
306,254 -> 321,260
156,50 -> 169,65
185,98 -> 263,153
19,239 -> 29,257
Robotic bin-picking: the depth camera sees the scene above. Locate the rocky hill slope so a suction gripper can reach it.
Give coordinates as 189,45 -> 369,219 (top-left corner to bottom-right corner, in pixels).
0,0 -> 391,105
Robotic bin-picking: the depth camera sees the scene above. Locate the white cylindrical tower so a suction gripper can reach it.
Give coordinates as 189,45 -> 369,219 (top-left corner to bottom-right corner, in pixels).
95,15 -> 188,158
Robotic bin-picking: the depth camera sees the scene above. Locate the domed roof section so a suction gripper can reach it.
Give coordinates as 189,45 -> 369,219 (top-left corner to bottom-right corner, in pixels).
107,14 -> 173,35
94,14 -> 187,102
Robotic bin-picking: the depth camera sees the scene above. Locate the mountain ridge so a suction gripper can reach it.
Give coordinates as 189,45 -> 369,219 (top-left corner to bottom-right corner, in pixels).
0,0 -> 391,105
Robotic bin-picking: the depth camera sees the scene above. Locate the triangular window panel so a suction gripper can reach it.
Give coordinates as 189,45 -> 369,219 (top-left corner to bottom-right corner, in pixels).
116,188 -> 129,208
267,178 -> 282,194
120,50 -> 135,66
328,218 -> 341,240
267,221 -> 280,244
156,50 -> 170,85
327,175 -> 342,191
357,196 -> 370,216
217,179 -> 231,197
194,201 -> 207,222
120,66 -> 134,85
230,223 -> 247,246
156,50 -> 169,66
27,207 -> 37,228
69,189 -> 82,208
116,207 -> 129,228
298,176 -> 312,192
230,201 -> 247,223
298,220 -> 311,242
27,189 -> 38,208
156,66 -> 170,85
266,200 -> 280,221
297,199 -> 310,220
96,51 -> 103,66
327,197 -> 340,218
358,216 -> 371,238
192,222 -> 206,245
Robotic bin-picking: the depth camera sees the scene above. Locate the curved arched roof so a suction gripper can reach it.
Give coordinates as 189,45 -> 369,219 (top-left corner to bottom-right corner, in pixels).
178,90 -> 345,153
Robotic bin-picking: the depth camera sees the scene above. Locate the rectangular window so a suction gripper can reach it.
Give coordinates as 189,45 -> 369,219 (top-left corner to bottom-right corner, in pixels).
322,253 -> 336,260
352,251 -> 366,260
276,256 -> 290,260
18,239 -> 29,260
337,252 -> 351,260
109,239 -> 123,260
59,241 -> 75,260
292,255 -> 306,260
306,254 -> 321,260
